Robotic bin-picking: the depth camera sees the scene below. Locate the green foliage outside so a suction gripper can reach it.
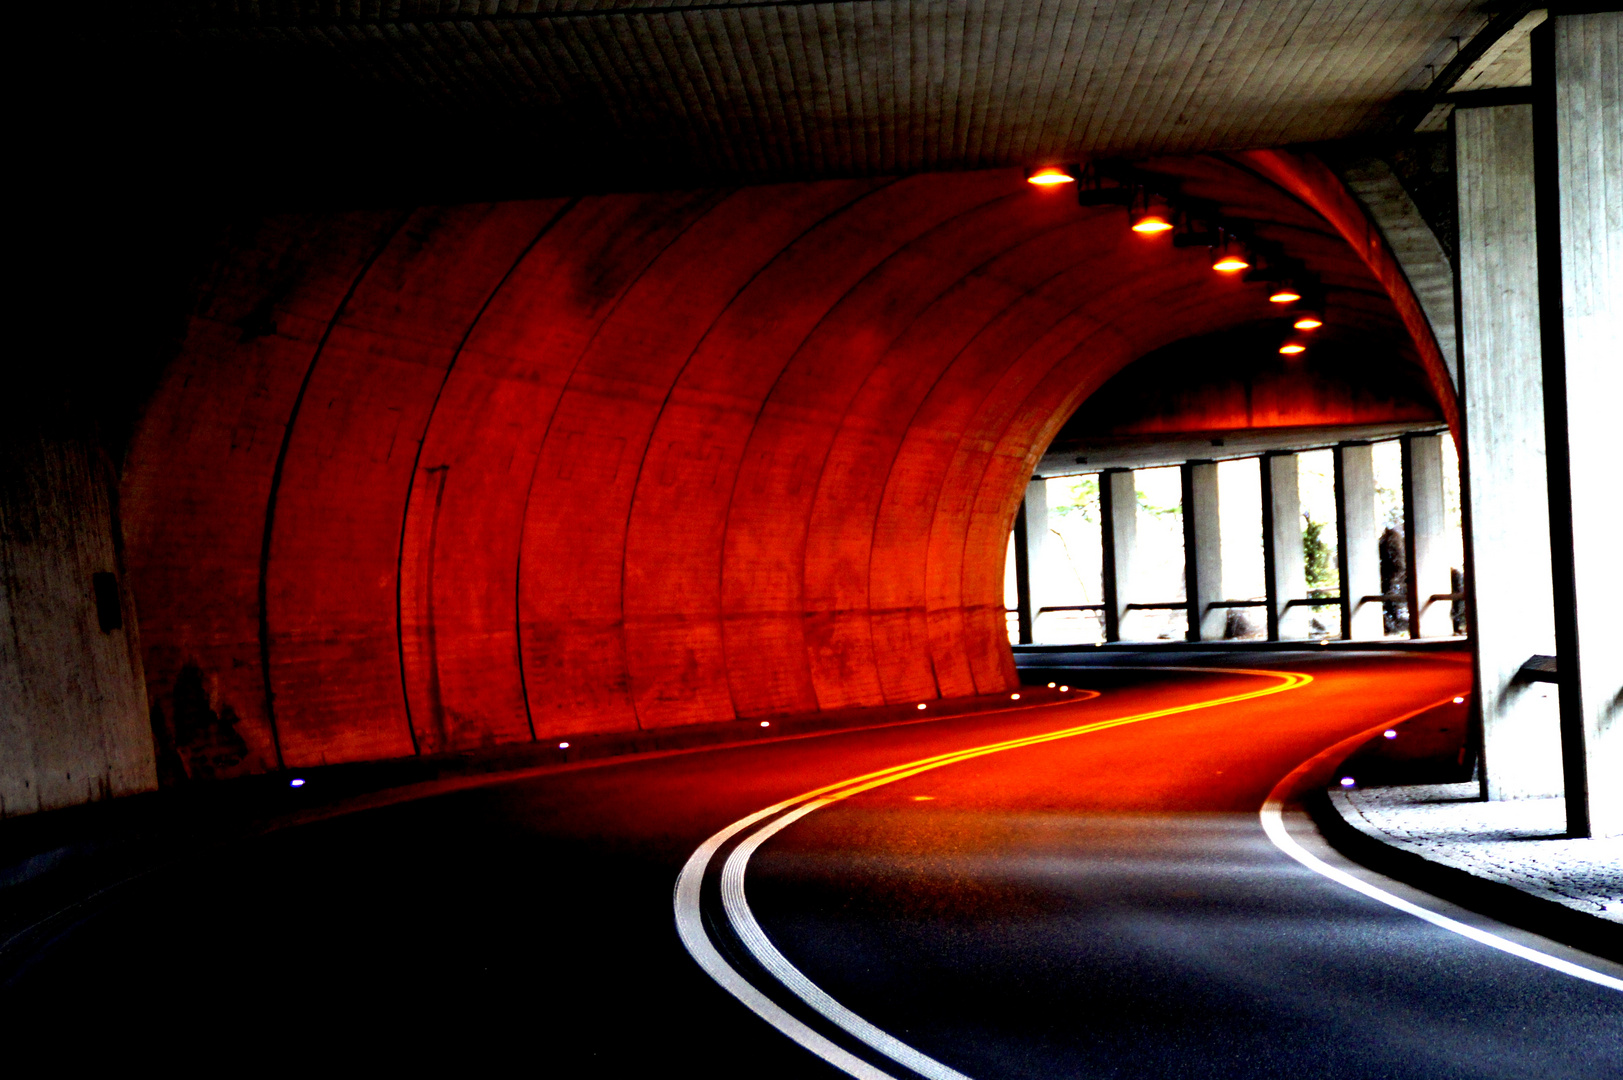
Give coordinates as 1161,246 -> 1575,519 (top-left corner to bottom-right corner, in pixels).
1051,475 -> 1099,522
1051,475 -> 1182,523
1136,487 -> 1181,519
1303,511 -> 1338,597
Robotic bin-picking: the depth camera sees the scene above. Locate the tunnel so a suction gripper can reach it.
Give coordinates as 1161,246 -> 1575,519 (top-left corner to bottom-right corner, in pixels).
122,152 -> 1450,779
4,6 -> 1620,1073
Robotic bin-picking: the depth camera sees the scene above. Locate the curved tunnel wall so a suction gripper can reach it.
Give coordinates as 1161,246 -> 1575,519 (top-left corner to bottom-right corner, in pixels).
121,160 -> 1452,776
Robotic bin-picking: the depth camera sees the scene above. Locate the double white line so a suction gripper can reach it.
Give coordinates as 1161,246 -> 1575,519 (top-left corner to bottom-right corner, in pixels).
1260,697 -> 1623,993
675,669 -> 1311,1079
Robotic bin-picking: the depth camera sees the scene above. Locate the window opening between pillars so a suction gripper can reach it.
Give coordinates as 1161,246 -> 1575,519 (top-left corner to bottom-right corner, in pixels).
1296,448 -> 1342,639
1008,435 -> 1464,647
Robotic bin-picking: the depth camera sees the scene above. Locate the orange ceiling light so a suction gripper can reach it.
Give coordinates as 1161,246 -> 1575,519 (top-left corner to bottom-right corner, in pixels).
1128,185 -> 1174,233
1269,288 -> 1302,303
1209,232 -> 1250,272
1279,342 -> 1307,355
1026,165 -> 1075,186
1293,314 -> 1324,330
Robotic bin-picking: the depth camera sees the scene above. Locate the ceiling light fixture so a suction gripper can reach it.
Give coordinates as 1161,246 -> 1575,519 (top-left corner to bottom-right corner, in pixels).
1269,288 -> 1302,304
1293,314 -> 1324,330
1210,231 -> 1250,272
1026,165 -> 1075,186
1128,186 -> 1174,233
1279,341 -> 1307,355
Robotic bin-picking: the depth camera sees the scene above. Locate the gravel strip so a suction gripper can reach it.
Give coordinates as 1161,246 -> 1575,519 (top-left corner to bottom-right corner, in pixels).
1330,782 -> 1623,923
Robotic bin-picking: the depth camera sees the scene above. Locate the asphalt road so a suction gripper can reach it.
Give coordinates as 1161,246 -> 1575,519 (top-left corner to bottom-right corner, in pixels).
6,652 -> 1620,1076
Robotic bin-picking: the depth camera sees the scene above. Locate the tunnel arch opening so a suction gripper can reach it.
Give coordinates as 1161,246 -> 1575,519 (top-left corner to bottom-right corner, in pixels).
120,153 -> 1453,778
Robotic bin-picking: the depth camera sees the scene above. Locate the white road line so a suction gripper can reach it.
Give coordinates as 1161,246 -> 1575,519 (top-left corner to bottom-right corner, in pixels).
722,798 -> 974,1080
674,799 -> 901,1080
678,668 -> 1305,1078
1260,701 -> 1623,993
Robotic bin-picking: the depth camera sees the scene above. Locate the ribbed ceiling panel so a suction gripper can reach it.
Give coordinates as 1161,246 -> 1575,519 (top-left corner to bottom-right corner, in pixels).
166,1 -> 1485,183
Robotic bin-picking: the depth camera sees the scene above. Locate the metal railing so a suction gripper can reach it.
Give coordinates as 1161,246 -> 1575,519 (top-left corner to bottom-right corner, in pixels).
1035,604 -> 1105,616
1281,595 -> 1339,611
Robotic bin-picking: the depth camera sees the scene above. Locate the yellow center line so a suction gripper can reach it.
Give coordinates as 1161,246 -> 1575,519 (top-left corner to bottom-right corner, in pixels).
796,668 -> 1312,807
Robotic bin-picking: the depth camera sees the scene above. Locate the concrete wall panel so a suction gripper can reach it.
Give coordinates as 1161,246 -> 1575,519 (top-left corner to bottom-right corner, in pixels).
721,173 -> 1023,716
266,203 -> 559,766
122,211 -> 406,776
396,197 -> 577,755
801,204 -> 1096,710
517,191 -> 731,738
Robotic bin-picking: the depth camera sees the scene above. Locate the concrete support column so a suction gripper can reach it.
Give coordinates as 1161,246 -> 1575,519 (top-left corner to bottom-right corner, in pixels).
1182,462 -> 1223,641
1402,433 -> 1455,638
1536,14 -> 1623,836
1012,501 -> 1033,645
1333,443 -> 1381,640
1020,479 -> 1048,642
1456,100 -> 1562,801
1,401 -> 158,815
1099,469 -> 1136,643
1261,453 -> 1308,640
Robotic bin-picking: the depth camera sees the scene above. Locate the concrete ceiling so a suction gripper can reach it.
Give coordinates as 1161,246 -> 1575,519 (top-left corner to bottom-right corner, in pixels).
157,1 -> 1492,188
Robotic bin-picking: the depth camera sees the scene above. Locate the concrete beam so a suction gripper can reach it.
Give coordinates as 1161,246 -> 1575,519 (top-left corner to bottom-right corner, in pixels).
1535,14 -> 1623,836
1334,443 -> 1383,640
1182,462 -> 1224,641
1402,433 -> 1455,638
1099,469 -> 1136,643
1455,100 -> 1563,801
1262,453 -> 1310,640
1335,157 -> 1460,391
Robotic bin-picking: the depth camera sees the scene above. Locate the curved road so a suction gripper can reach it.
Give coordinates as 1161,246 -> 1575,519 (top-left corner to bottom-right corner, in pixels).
6,653 -> 1620,1074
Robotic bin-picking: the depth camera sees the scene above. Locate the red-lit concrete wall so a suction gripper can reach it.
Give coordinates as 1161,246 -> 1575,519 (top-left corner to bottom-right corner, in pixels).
120,162 -> 1451,776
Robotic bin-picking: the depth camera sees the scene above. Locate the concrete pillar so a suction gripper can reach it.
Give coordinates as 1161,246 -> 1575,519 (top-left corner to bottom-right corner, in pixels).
1402,433 -> 1455,638
1182,462 -> 1224,641
1536,14 -> 1623,836
1021,479 -> 1048,640
1456,100 -> 1563,801
1,402 -> 158,816
1099,469 -> 1136,642
1261,453 -> 1308,640
1333,443 -> 1382,640
1012,501 -> 1033,645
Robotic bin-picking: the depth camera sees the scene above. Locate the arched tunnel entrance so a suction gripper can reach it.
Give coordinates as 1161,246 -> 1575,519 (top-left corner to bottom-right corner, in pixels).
121,152 -> 1453,780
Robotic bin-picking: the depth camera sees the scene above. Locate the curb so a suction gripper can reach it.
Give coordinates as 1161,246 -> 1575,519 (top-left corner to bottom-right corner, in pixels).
1307,787 -> 1623,963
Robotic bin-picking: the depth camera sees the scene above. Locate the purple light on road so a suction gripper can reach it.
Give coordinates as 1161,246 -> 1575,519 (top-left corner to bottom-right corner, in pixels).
1384,730 -> 1397,739
1339,777 -> 1356,787
289,778 -> 305,788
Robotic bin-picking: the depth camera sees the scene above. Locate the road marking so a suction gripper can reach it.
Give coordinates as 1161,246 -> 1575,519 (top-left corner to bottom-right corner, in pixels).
1261,698 -> 1623,993
678,668 -> 1310,1078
